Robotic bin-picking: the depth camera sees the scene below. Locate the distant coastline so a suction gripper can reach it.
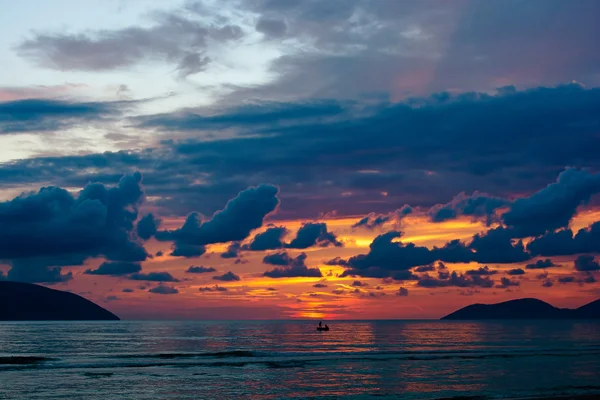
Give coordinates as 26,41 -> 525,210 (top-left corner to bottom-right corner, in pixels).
442,298 -> 600,320
0,281 -> 119,321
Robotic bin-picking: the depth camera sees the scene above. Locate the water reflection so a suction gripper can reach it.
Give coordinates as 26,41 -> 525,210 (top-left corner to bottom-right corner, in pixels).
1,321 -> 600,399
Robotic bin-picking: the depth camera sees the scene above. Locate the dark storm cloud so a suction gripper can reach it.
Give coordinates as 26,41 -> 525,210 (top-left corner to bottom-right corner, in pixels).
213,271 -> 240,281
574,255 -> 600,272
2,85 -> 600,222
465,266 -> 498,276
0,98 -> 125,134
85,261 -> 142,276
337,224 -> 535,280
263,252 -> 302,266
417,272 -> 495,288
352,206 -> 412,229
397,287 -> 409,296
262,252 -> 322,278
255,16 -> 287,37
136,213 -> 161,240
244,226 -> 287,251
16,10 -> 242,77
170,243 -> 206,258
138,100 -> 345,131
149,285 -> 179,295
558,276 -> 576,284
502,168 -> 600,238
220,242 -> 241,258
496,277 -> 520,288
285,222 -> 341,249
428,192 -> 509,225
527,221 -> 600,257
342,232 -> 434,276
6,263 -> 73,284
129,272 -> 179,282
414,264 -> 436,273
507,268 -> 525,276
199,285 -> 228,292
156,184 -> 279,257
542,280 -> 554,287
526,259 -> 559,269
186,265 -> 217,274
0,173 -> 148,283
469,228 -> 530,264
239,0 -> 600,101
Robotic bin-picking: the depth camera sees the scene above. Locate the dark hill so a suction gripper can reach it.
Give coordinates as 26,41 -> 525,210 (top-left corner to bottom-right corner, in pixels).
442,298 -> 600,320
0,281 -> 119,321
573,298 -> 600,318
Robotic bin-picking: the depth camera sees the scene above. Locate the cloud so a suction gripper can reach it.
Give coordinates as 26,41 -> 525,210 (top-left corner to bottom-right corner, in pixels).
16,10 -> 242,77
496,277 -> 520,288
351,280 -> 367,287
0,98 -> 126,134
139,100 -> 346,131
156,185 -> 279,257
525,259 -> 559,269
541,279 -> 554,287
244,226 -> 287,251
527,221 -> 600,256
137,214 -> 161,240
558,276 -> 576,284
170,244 -> 206,258
239,0 -> 600,102
414,264 -> 436,272
428,191 -> 508,225
352,206 -> 412,229
4,86 -> 600,223
186,265 -> 217,274
465,266 -> 498,276
1,172 -> 147,283
129,272 -> 179,282
506,268 -> 525,276
468,228 -> 530,263
85,261 -> 142,276
397,287 -> 409,296
285,222 -> 342,249
220,242 -> 241,258
313,282 -> 328,288
502,168 -> 600,238
417,271 -> 495,288
574,255 -> 600,272
324,257 -> 348,266
341,232 -> 434,278
213,271 -> 240,281
263,252 -> 322,278
255,17 -> 287,38
122,288 -> 134,293
5,263 -> 73,284
199,285 -> 228,292
149,285 -> 179,295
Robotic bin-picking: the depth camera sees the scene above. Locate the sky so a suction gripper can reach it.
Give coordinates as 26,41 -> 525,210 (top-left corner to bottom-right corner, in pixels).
1,0 -> 600,320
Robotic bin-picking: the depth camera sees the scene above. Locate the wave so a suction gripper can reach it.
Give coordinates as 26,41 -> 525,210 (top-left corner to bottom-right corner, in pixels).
4,348 -> 600,372
0,356 -> 55,365
113,350 -> 257,359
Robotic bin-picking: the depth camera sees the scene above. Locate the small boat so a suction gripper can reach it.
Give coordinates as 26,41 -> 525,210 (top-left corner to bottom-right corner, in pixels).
316,326 -> 329,331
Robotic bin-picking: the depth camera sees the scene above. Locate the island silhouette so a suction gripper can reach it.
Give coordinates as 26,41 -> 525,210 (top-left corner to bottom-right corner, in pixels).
442,298 -> 600,320
0,281 -> 119,321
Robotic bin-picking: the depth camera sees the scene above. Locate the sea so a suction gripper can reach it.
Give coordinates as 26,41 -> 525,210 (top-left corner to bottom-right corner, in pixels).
1,321 -> 600,400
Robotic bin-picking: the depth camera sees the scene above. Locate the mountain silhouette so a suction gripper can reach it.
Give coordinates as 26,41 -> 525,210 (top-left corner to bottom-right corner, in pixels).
0,281 -> 119,321
442,298 -> 600,320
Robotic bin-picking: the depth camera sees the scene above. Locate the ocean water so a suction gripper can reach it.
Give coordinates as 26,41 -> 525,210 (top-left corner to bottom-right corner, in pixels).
1,321 -> 600,399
